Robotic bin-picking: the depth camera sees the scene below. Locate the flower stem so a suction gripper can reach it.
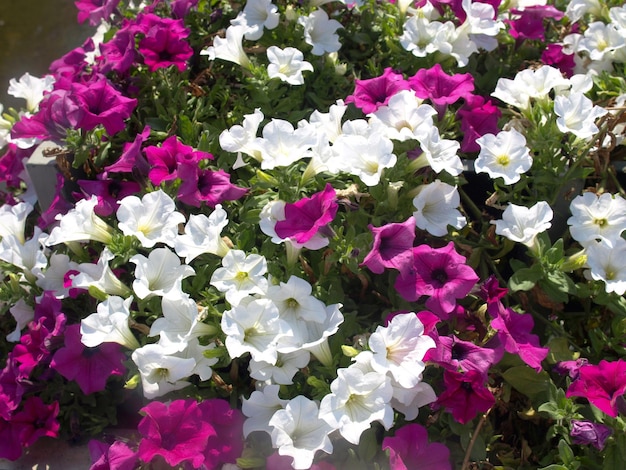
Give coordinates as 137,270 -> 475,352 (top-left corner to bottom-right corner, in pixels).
462,406 -> 493,470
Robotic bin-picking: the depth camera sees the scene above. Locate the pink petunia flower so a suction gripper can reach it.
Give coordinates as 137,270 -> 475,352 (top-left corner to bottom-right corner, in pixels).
541,44 -> 576,78
75,0 -> 121,26
408,64 -> 474,106
137,15 -> 194,72
88,439 -> 139,470
566,360 -> 626,418
0,417 -> 23,460
345,67 -> 410,114
274,183 -> 338,244
456,95 -> 501,153
144,135 -> 212,186
99,22 -> 142,75
361,217 -> 415,274
177,165 -> 248,208
435,369 -> 495,424
11,396 -> 60,447
138,399 -> 216,468
425,333 -> 499,377
50,324 -> 126,395
77,179 -> 141,217
382,423 -> 452,470
198,398 -> 245,469
506,5 -> 564,42
104,126 -> 151,175
394,242 -> 479,319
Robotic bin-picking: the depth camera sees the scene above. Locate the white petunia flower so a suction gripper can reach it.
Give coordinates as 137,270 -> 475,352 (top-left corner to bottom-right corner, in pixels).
256,118 -> 317,169
368,90 -> 436,143
242,384 -> 288,437
231,0 -> 279,40
221,297 -> 288,364
174,205 -> 230,263
80,296 -> 140,349
0,201 -> 34,244
7,299 -> 34,343
368,312 -> 435,388
412,180 -> 467,237
554,92 -> 608,139
130,248 -> 195,300
584,239 -> 626,296
266,275 -> 327,324
568,192 -> 626,247
319,366 -> 393,445
492,65 -> 570,111
400,16 -> 454,59
47,196 -> 115,246
267,46 -> 314,85
474,129 -> 533,184
491,201 -> 553,248
72,247 -> 132,297
298,9 -> 343,56
116,190 -> 185,248
200,24 -> 251,69
270,395 -> 333,470
0,228 -> 48,276
219,108 -> 264,165
34,253 -> 79,299
210,249 -> 268,305
7,73 -> 55,113
332,131 -> 397,186
417,124 -> 463,176
249,349 -> 311,385
131,343 -> 195,399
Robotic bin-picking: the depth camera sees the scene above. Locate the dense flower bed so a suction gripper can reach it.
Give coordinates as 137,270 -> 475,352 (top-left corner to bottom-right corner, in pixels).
1,0 -> 626,468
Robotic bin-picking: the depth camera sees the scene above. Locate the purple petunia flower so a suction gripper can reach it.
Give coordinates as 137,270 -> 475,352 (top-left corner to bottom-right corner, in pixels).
170,0 -> 200,19
50,324 -> 127,395
361,216 -> 415,274
435,369 -> 495,424
138,399 -> 216,468
75,0 -> 121,26
144,135 -> 211,186
77,179 -> 141,217
104,126 -> 151,176
570,420 -> 613,450
274,183 -> 338,244
408,63 -> 474,106
11,396 -> 60,447
541,44 -> 576,78
382,423 -> 452,470
456,95 -> 501,153
137,14 -> 193,72
425,333 -> 499,377
88,439 -> 139,470
198,398 -> 245,469
394,242 -> 479,319
177,165 -> 248,208
345,67 -> 410,114
99,22 -> 142,75
506,5 -> 564,42
566,360 -> 626,418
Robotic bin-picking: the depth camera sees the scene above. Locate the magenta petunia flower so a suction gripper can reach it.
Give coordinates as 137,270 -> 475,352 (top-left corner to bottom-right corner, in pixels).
198,398 -> 245,469
490,304 -> 548,373
554,358 -> 589,381
138,16 -> 193,72
541,44 -> 576,78
0,361 -> 27,421
408,64 -> 474,106
11,396 -> 60,447
88,439 -> 139,470
382,423 -> 452,470
75,0 -> 121,26
0,144 -> 30,189
274,183 -> 338,244
570,420 -> 613,451
425,333 -> 498,376
50,324 -> 127,395
395,242 -> 479,318
77,179 -> 141,217
361,217 -> 415,274
144,135 -> 211,185
566,360 -> 626,418
170,0 -> 200,18
345,67 -> 410,114
456,95 -> 501,153
99,22 -> 142,75
138,399 -> 216,468
69,77 -> 138,136
0,418 -> 23,460
104,125 -> 151,176
506,5 -> 564,42
177,165 -> 248,208
435,369 -> 495,424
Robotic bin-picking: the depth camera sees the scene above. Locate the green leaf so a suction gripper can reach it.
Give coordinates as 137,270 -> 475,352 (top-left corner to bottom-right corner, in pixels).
502,366 -> 551,399
557,439 -> 576,466
509,265 -> 544,292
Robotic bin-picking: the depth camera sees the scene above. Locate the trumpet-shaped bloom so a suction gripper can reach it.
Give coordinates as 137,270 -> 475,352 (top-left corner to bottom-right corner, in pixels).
408,64 -> 474,106
361,217 -> 415,274
210,250 -> 268,305
138,16 -> 193,72
435,370 -> 495,424
566,359 -> 626,418
144,135 -> 211,185
267,46 -> 314,85
174,205 -> 230,262
221,298 -> 288,364
368,90 -> 436,142
298,9 -> 343,56
80,296 -> 140,349
417,124 -> 463,176
274,184 -> 338,244
554,92 -> 608,139
492,65 -> 569,110
71,247 -> 131,297
474,129 -> 533,184
400,17 -> 454,60
46,196 -> 115,245
242,384 -> 288,437
319,366 -> 393,445
395,242 -> 479,318
7,73 -> 55,113
491,201 -> 553,247
116,190 -> 186,248
130,248 -> 195,300
50,324 -> 126,395
137,399 -> 215,468
382,423 -> 452,470
568,192 -> 626,247
131,343 -> 196,398
345,68 -> 410,114
219,108 -> 264,163
584,239 -> 626,295
201,24 -> 251,69
412,180 -> 467,237
331,132 -> 397,186
231,0 -> 279,40
270,395 -> 333,470
570,420 -> 613,450
256,118 -> 317,169
368,312 -> 435,388
267,275 -> 327,324
249,350 -> 311,385
11,396 -> 60,447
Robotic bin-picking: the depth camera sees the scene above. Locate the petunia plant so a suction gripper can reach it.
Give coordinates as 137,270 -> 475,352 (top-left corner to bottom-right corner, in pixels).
1,0 -> 626,468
